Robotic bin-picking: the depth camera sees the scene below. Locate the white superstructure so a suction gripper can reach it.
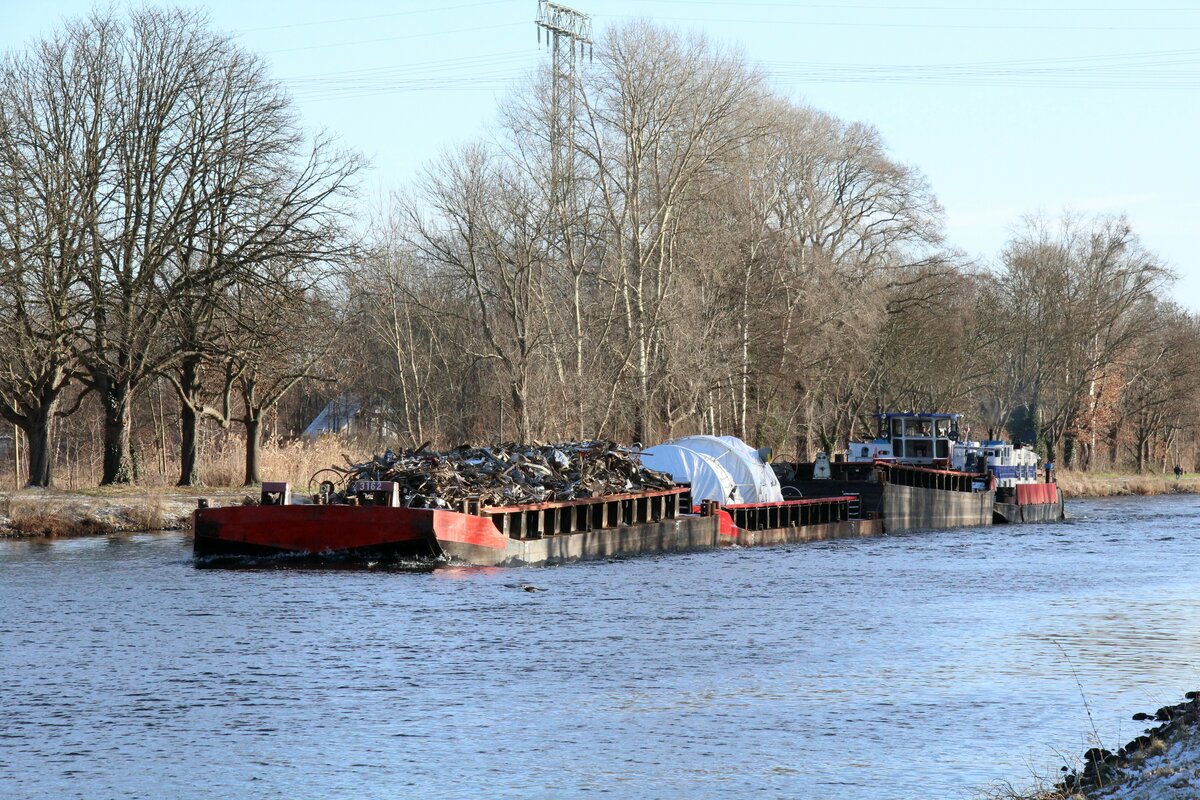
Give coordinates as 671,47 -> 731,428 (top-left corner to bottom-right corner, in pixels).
950,441 -> 1040,487
845,412 -> 958,466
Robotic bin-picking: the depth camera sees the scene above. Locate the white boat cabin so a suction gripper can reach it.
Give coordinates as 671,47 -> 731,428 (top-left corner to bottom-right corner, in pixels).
845,412 -> 960,466
950,441 -> 1040,487
843,412 -> 1041,486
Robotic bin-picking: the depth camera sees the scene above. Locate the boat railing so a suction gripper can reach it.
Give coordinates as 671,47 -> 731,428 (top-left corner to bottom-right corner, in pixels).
876,461 -> 985,493
721,494 -> 859,530
476,487 -> 692,540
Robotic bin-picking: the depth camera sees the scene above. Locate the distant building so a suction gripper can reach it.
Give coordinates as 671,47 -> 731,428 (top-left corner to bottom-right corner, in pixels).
302,396 -> 362,439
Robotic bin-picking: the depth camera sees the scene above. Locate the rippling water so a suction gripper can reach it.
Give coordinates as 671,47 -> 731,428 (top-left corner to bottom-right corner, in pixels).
3,495 -> 1200,799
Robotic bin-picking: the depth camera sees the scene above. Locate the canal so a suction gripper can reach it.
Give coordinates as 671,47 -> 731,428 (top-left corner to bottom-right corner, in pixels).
3,495 -> 1199,799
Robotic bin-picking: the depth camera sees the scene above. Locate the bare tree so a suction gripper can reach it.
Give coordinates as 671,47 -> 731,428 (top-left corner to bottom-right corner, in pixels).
0,9 -> 364,485
0,23 -> 106,486
163,124 -> 361,486
577,22 -> 768,443
1108,304 -> 1200,472
404,144 -> 556,442
344,206 -> 468,445
217,262 -> 343,485
994,214 -> 1169,465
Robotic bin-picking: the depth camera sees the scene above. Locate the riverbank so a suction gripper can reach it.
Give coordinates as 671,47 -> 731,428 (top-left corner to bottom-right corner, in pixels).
1055,470 -> 1200,499
0,488 -> 246,538
4,470 -> 1195,537
987,693 -> 1200,799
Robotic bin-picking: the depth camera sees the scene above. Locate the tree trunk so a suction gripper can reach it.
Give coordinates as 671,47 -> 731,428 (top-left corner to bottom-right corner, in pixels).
574,274 -> 586,441
738,262 -> 752,440
1108,423 -> 1121,467
633,334 -> 650,445
511,383 -> 529,443
178,357 -> 201,486
243,413 -> 262,486
101,381 -> 135,485
179,401 -> 200,487
21,405 -> 54,488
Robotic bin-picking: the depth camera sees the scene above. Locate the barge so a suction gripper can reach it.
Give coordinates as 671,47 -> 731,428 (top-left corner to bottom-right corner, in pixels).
192,414 -> 1061,569
193,480 -> 881,567
775,412 -> 1063,532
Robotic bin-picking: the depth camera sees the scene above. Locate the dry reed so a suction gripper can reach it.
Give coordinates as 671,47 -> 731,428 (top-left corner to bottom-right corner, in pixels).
120,496 -> 170,531
4,505 -> 116,538
197,435 -> 367,490
1,435 -> 369,538
1056,470 -> 1200,499
3,433 -> 370,492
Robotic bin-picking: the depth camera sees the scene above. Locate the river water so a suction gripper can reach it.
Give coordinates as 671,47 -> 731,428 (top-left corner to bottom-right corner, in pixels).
2,495 -> 1199,799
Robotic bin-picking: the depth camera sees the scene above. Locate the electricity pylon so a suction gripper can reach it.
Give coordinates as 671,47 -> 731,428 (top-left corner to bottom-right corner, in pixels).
536,1 -> 591,201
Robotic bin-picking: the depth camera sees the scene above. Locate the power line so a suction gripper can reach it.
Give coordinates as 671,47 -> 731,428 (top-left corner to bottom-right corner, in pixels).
212,0 -> 1191,106
267,22 -> 525,54
285,51 -> 534,84
594,13 -> 1200,32
274,43 -> 1200,102
256,4 -> 1199,103
238,1 -> 515,34
281,50 -> 539,102
643,1 -> 1200,11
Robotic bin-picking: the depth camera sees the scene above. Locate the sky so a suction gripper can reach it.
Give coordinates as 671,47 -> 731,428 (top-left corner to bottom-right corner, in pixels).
4,0 -> 1199,307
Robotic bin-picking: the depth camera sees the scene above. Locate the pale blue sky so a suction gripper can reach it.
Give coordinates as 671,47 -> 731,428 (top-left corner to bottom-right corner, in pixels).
5,1 -> 1199,306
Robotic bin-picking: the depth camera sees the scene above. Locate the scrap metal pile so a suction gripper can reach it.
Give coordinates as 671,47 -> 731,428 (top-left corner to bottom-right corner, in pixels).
326,441 -> 676,508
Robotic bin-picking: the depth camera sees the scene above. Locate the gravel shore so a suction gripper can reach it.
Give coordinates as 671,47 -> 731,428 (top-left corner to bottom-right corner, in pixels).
1077,694 -> 1200,799
992,694 -> 1200,799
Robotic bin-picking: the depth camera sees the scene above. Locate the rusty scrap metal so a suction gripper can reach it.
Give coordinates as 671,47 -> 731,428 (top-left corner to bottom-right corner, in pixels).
318,441 -> 674,508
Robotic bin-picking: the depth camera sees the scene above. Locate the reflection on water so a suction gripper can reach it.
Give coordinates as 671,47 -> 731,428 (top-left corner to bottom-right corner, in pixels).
193,551 -> 443,572
3,495 -> 1200,799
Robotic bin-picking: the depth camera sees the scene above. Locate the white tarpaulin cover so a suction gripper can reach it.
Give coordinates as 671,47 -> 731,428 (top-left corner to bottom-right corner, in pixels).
641,435 -> 783,505
639,445 -> 738,504
679,435 -> 784,503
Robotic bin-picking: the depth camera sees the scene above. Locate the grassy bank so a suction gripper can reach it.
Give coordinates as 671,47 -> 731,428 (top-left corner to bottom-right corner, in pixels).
0,436 -> 362,539
0,487 -> 246,539
1056,470 -> 1200,499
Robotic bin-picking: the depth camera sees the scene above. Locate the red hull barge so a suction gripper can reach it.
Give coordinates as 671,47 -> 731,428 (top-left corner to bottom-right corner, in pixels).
993,481 -> 1065,524
193,484 -> 881,567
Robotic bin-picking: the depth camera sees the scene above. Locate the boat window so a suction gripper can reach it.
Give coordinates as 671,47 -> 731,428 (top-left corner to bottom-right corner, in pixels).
937,440 -> 949,459
911,442 -> 929,458
935,419 -> 950,437
909,419 -> 932,437
891,418 -> 903,438
861,446 -> 870,458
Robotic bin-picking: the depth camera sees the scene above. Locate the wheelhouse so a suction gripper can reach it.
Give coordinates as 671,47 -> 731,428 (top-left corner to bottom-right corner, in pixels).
875,412 -> 961,465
